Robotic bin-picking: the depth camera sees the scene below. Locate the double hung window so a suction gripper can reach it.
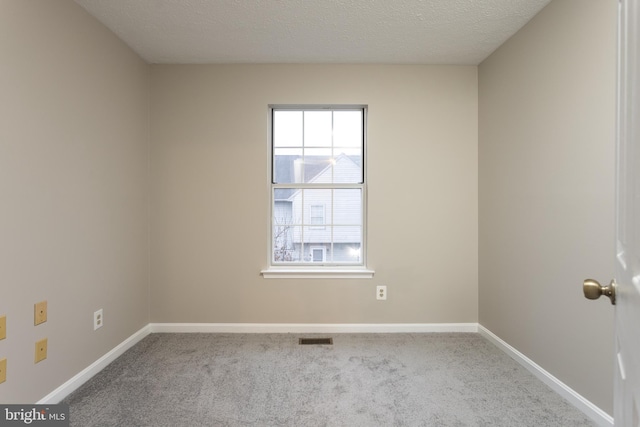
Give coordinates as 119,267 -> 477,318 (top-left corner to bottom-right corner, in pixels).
268,105 -> 367,270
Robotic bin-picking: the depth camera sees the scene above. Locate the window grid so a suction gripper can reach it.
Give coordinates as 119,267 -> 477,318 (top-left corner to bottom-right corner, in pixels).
270,186 -> 363,264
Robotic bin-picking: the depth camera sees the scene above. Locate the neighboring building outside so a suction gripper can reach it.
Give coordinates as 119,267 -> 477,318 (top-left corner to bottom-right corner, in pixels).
273,154 -> 362,263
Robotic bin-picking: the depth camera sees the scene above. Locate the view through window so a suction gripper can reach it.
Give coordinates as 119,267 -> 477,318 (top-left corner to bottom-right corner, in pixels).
270,106 -> 366,266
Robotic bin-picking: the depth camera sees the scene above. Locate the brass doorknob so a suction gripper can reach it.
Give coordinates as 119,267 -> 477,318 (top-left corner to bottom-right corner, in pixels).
583,279 -> 616,305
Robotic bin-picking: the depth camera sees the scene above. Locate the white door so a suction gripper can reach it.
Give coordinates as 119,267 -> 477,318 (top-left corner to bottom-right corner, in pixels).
615,0 -> 640,424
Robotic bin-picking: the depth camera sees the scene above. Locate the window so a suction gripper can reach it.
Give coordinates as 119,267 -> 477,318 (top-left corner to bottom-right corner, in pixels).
265,105 -> 372,277
310,204 -> 325,229
311,247 -> 326,262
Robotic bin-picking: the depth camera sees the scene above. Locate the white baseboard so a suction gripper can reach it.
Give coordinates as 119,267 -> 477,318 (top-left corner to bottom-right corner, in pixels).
478,325 -> 613,427
37,324 -> 151,404
149,322 -> 479,334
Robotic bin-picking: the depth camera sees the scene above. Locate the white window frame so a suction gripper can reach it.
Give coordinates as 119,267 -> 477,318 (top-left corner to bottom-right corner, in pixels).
262,105 -> 374,279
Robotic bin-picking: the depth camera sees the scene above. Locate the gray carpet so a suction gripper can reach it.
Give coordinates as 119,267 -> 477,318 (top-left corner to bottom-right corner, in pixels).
63,333 -> 596,426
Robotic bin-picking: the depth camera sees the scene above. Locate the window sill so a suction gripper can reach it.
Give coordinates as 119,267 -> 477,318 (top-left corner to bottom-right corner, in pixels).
261,267 -> 375,279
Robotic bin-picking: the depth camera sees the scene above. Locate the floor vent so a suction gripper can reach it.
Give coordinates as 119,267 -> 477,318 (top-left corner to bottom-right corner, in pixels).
299,338 -> 333,345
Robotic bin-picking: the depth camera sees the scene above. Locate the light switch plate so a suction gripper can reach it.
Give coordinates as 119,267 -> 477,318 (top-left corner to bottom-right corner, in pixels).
34,301 -> 47,326
35,338 -> 47,363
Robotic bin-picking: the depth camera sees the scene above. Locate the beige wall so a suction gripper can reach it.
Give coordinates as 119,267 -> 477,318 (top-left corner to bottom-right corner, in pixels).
0,1 -> 150,403
479,0 -> 617,414
150,65 -> 478,324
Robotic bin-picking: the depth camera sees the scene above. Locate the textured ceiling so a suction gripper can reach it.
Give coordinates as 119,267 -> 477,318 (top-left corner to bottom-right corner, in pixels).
74,0 -> 552,65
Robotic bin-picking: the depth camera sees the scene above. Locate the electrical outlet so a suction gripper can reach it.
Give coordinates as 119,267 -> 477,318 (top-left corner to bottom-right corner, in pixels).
376,285 -> 387,300
0,358 -> 6,383
34,301 -> 47,326
35,338 -> 47,363
94,309 -> 103,331
0,315 -> 5,340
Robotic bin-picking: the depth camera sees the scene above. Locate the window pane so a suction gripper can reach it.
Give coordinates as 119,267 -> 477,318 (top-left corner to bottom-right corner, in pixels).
303,151 -> 332,183
274,111 -> 302,147
274,150 -> 302,183
272,225 -> 298,262
338,149 -> 362,184
332,243 -> 362,263
333,110 -> 362,148
333,189 -> 362,224
306,191 -> 330,228
332,227 -> 362,263
302,189 -> 331,226
304,111 -> 332,147
273,199 -> 293,223
332,155 -> 363,184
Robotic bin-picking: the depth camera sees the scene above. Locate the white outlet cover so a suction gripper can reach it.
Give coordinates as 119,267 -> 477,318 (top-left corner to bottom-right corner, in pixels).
376,286 -> 387,300
94,309 -> 103,330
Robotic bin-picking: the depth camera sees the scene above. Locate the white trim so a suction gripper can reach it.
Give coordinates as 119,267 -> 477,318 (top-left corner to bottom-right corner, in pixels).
261,268 -> 375,279
37,324 -> 151,404
149,322 -> 478,334
478,325 -> 614,427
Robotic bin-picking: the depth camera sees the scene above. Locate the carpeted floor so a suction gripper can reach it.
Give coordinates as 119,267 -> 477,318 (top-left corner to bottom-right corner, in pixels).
63,333 -> 596,426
